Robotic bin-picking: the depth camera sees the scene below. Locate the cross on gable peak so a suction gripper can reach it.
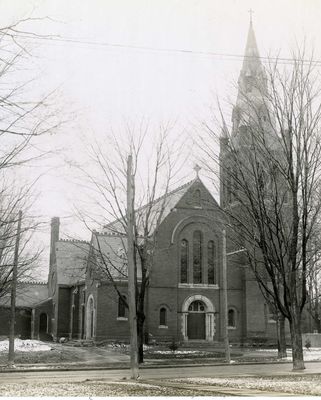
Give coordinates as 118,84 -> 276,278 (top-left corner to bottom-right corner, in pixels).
193,164 -> 201,177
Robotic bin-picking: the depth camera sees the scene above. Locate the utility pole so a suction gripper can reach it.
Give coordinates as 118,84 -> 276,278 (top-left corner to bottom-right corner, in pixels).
222,228 -> 231,363
127,155 -> 139,379
8,210 -> 22,368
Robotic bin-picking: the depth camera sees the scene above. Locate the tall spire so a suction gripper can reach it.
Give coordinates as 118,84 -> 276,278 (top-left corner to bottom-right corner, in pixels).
232,18 -> 268,139
240,17 -> 262,85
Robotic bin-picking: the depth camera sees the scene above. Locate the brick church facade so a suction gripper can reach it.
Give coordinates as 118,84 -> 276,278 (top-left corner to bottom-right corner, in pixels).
30,22 -> 287,344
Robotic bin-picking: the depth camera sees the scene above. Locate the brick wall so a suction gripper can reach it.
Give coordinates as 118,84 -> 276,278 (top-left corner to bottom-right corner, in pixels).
95,282 -> 130,342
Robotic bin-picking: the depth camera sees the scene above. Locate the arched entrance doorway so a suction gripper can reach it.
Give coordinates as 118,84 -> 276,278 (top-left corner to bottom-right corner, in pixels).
181,295 -> 215,341
86,295 -> 95,339
187,301 -> 206,339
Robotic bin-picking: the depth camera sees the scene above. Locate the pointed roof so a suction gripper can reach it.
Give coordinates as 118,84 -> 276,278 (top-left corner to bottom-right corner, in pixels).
238,20 -> 265,90
232,20 -> 270,142
102,175 -> 219,237
241,20 -> 261,74
103,178 -> 196,236
55,240 -> 89,285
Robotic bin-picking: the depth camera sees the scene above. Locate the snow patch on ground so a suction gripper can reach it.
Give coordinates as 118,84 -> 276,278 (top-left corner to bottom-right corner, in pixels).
247,348 -> 321,361
153,350 -> 202,355
172,376 -> 321,395
0,339 -> 51,352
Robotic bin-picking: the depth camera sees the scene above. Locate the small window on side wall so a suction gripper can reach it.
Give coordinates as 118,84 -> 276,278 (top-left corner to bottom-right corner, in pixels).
159,307 -> 167,326
118,295 -> 128,319
228,308 -> 236,328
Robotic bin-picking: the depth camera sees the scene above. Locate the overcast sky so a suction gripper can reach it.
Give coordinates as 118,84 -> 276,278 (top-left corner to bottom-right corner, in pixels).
1,0 -> 320,279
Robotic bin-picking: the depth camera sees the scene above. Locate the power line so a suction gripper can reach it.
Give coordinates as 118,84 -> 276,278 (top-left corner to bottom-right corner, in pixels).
10,33 -> 321,67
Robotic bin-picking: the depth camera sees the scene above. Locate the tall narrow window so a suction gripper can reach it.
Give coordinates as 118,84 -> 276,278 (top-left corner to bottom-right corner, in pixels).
233,167 -> 239,201
208,240 -> 215,284
180,239 -> 188,283
226,168 -> 232,203
118,295 -> 127,318
193,231 -> 203,283
159,307 -> 167,326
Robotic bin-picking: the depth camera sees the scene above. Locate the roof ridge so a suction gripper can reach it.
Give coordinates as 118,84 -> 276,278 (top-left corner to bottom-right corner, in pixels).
136,178 -> 195,213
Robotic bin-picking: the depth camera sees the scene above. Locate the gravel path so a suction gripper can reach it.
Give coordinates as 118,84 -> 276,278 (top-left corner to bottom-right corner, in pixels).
0,380 -> 222,396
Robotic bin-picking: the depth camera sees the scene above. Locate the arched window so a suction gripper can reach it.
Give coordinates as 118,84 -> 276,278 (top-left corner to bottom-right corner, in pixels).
188,300 -> 205,312
228,308 -> 236,328
193,231 -> 203,284
159,307 -> 167,326
180,239 -> 188,283
118,295 -> 127,319
208,240 -> 215,284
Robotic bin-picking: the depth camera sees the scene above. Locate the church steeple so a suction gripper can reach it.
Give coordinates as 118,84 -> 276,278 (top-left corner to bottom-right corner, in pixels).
232,19 -> 268,139
241,18 -> 261,79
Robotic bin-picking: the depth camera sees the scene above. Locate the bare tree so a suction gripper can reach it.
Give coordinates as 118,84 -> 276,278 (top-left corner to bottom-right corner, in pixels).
200,49 -> 321,370
0,184 -> 43,300
76,122 -> 185,363
0,17 -> 62,297
305,230 -> 321,333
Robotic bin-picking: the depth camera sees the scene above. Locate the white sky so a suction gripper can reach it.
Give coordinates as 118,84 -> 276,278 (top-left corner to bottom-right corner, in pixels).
1,0 -> 320,279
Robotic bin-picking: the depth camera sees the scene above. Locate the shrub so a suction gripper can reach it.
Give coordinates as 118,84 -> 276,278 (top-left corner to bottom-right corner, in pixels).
168,339 -> 178,353
305,338 -> 311,351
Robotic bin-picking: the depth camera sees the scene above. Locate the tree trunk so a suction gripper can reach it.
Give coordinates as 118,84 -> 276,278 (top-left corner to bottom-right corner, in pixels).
289,312 -> 305,370
137,314 -> 145,364
277,315 -> 287,359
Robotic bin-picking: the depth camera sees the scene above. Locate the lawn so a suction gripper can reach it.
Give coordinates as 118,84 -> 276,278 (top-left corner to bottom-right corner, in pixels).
0,339 -> 85,365
1,339 -> 321,366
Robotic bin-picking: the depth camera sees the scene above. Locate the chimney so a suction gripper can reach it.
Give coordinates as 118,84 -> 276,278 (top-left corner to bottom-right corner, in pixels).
49,217 -> 60,270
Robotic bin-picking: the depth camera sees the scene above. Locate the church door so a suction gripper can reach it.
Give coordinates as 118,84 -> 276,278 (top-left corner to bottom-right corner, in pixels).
187,300 -> 206,340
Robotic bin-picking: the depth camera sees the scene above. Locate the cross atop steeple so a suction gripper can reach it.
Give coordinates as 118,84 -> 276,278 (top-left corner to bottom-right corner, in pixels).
248,8 -> 254,25
193,164 -> 201,178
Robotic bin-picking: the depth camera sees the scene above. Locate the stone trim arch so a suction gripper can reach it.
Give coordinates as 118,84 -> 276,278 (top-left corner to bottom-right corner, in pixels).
228,306 -> 237,329
182,294 -> 214,312
154,303 -> 172,312
181,294 -> 215,341
171,215 -> 218,244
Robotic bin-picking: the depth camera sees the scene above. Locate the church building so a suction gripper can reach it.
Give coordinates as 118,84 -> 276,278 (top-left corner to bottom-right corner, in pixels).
31,21 -> 284,345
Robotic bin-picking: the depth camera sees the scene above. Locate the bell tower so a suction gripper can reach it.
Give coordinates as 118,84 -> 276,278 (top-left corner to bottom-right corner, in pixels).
220,18 -> 275,208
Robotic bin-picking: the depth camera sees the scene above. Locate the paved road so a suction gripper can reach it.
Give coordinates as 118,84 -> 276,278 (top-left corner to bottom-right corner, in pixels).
1,361 -> 321,384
